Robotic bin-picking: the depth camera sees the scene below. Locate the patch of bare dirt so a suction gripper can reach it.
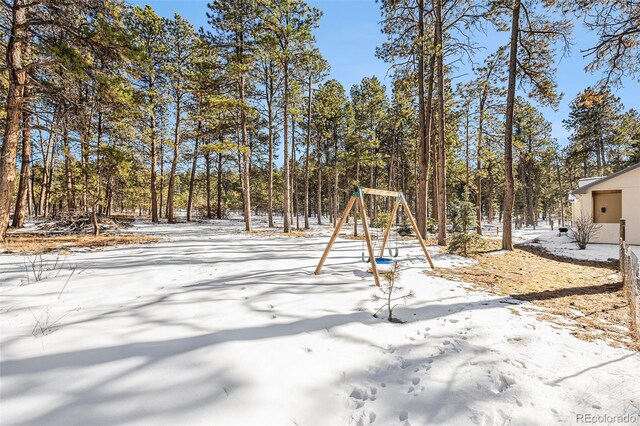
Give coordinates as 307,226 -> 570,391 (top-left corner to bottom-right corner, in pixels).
431,248 -> 637,350
2,234 -> 161,254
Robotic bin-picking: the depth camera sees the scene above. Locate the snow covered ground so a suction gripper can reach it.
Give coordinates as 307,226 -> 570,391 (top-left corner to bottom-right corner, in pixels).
1,218 -> 638,425
519,230 -> 621,262
484,222 -> 635,263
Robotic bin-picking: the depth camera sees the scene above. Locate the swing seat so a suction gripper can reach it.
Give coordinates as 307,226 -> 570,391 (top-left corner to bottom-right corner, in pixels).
367,258 -> 394,274
361,254 -> 394,265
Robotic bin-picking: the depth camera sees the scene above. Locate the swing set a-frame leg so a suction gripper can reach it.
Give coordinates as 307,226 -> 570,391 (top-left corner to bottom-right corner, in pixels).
379,200 -> 400,258
358,195 -> 381,287
402,198 -> 435,269
314,196 -> 357,276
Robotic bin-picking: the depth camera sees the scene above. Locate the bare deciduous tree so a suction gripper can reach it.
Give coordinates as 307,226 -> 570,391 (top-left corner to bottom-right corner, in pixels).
571,212 -> 602,249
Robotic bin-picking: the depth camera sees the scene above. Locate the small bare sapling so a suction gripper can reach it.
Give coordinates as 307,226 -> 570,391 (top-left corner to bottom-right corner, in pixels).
371,262 -> 414,323
29,306 -> 79,337
22,251 -> 68,284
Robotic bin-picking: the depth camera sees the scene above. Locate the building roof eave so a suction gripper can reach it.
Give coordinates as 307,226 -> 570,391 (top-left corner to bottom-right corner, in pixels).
570,162 -> 640,195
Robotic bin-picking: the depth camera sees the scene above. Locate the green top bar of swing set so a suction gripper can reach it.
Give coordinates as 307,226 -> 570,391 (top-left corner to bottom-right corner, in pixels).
353,187 -> 405,202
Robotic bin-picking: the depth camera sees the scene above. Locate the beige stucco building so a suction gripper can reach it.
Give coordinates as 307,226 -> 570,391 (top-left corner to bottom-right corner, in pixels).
570,162 -> 640,244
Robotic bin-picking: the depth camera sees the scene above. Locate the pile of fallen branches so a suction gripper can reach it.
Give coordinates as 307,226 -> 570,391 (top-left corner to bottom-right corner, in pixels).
35,213 -> 130,235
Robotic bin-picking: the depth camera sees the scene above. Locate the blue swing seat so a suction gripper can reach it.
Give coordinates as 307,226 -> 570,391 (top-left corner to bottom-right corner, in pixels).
374,257 -> 394,265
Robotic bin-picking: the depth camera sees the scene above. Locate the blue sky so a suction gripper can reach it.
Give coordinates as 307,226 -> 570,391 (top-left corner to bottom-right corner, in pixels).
129,0 -> 639,147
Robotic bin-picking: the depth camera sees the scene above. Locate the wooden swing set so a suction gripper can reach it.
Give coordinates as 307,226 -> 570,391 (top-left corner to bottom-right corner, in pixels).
315,187 -> 435,287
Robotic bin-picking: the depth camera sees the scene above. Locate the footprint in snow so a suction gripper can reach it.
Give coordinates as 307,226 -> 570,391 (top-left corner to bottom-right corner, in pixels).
349,386 -> 377,407
449,319 -> 459,323
508,359 -> 527,369
495,374 -> 516,393
349,409 -> 377,426
399,411 -> 409,421
348,389 -> 365,409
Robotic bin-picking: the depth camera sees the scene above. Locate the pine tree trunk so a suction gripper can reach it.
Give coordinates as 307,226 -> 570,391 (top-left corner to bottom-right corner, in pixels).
27,162 -> 33,216
12,84 -> 31,229
304,75 -> 312,230
555,155 -> 564,226
240,73 -> 252,231
354,150 -> 360,237
333,132 -> 339,227
186,120 -> 201,222
96,111 -> 103,214
431,129 -> 438,223
105,137 -> 116,217
292,113 -> 299,230
435,0 -> 447,246
416,0 -> 427,237
159,141 -> 164,219
465,105 -> 470,188
62,120 -> 76,212
283,60 -> 291,233
476,95 -> 484,235
150,85 -> 159,223
205,151 -> 212,219
316,143 -> 322,225
80,105 -> 90,215
0,0 -> 27,240
38,129 -> 54,218
44,143 -> 55,217
487,164 -> 494,224
81,130 -> 88,215
91,206 -> 99,236
166,100 -> 181,223
217,145 -> 223,220
502,0 -> 520,250
267,71 -> 275,228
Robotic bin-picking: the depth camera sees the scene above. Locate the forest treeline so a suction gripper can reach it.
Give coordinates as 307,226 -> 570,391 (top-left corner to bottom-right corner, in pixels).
1,0 -> 639,249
